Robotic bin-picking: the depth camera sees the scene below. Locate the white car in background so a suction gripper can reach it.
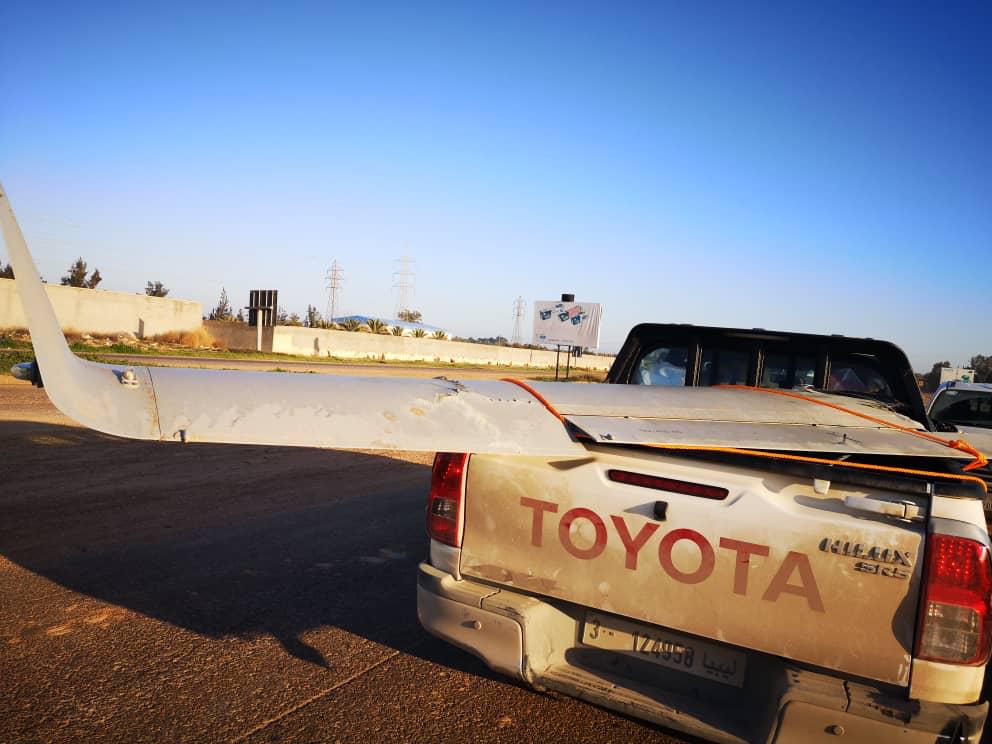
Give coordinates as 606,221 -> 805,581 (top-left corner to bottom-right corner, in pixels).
928,381 -> 992,511
928,382 -> 992,450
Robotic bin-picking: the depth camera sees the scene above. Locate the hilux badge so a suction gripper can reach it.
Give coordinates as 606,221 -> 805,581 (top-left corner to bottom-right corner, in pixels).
819,538 -> 913,580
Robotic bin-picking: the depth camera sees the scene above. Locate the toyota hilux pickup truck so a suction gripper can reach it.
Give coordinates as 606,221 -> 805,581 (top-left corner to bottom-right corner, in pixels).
417,325 -> 992,743
2,185 -> 990,743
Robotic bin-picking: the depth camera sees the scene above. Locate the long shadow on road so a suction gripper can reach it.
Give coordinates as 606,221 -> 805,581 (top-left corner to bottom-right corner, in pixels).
0,419 -> 499,680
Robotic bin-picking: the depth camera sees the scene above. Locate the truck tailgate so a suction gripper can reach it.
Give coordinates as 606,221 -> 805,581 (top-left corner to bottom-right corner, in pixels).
459,448 -> 927,686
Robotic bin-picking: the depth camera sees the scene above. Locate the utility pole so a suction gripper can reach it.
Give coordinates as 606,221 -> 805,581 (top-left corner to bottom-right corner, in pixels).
392,255 -> 415,318
325,260 -> 344,323
511,296 -> 526,345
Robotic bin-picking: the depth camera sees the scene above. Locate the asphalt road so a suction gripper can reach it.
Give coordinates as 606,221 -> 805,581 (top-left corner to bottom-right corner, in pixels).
0,378 -> 684,743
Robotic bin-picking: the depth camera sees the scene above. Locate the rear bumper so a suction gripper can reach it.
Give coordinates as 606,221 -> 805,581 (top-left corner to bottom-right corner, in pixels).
417,562 -> 988,744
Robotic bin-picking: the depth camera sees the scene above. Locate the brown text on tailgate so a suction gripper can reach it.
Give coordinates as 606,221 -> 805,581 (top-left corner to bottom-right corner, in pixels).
521,497 -> 825,612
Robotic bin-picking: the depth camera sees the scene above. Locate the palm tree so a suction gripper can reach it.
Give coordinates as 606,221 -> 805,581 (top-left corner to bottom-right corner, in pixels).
366,318 -> 389,334
340,318 -> 363,332
432,330 -> 448,340
391,326 -> 405,336
411,328 -> 427,338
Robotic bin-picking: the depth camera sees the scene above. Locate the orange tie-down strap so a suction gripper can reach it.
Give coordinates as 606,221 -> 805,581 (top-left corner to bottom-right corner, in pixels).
501,378 -> 988,494
716,384 -> 989,473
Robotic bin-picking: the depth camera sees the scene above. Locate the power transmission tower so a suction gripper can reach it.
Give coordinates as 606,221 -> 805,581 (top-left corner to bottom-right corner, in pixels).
392,255 -> 415,317
511,296 -> 526,345
325,260 -> 344,322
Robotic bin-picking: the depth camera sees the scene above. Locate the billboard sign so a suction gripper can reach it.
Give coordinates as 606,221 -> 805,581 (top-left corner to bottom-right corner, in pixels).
939,367 -> 976,384
532,300 -> 603,348
248,289 -> 278,327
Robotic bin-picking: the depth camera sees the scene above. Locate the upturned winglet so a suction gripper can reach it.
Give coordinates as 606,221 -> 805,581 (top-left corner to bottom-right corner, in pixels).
0,183 -> 78,383
0,182 -> 162,439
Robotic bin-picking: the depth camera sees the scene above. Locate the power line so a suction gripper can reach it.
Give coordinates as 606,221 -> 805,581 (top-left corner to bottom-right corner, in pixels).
325,260 -> 344,322
511,296 -> 526,345
392,255 -> 415,317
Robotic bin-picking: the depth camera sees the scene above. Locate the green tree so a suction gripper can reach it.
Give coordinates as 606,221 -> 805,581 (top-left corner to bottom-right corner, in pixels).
209,288 -> 234,321
145,281 -> 169,297
397,309 -> 422,323
969,355 -> 992,383
341,318 -> 363,332
391,325 -> 405,336
0,262 -> 13,279
366,318 -> 389,334
411,328 -> 427,338
61,257 -> 101,288
305,304 -> 323,328
431,330 -> 448,340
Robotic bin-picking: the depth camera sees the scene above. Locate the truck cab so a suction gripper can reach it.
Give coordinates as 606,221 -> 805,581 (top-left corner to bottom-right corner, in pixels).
607,324 -> 929,423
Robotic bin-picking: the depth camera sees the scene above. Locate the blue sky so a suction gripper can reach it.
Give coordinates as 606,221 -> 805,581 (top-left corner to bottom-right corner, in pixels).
1,1 -> 989,369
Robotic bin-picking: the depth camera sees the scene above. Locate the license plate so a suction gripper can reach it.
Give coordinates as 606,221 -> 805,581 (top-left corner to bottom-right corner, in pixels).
581,612 -> 746,687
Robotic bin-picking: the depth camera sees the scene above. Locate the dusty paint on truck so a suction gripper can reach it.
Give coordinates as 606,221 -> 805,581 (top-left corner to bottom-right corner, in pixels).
518,500 -> 826,611
460,449 -> 926,686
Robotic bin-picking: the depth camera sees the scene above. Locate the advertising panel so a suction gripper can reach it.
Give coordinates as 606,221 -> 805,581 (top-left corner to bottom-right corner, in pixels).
532,300 -> 602,348
939,367 -> 976,384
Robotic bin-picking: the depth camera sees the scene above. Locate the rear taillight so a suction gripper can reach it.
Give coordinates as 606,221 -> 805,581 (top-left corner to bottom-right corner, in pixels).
916,534 -> 992,665
427,453 -> 469,547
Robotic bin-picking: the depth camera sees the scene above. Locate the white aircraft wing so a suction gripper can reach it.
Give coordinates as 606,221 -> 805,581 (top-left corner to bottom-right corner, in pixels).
0,182 -> 973,461
0,183 -> 585,454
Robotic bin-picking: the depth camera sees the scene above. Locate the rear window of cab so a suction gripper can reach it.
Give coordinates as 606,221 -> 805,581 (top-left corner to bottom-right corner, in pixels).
633,346 -> 891,397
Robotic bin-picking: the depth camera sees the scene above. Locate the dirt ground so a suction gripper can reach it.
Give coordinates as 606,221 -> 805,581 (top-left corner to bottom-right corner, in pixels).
0,376 -> 683,743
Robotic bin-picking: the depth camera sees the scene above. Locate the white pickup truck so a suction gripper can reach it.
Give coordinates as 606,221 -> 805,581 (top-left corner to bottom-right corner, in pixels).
417,325 -> 992,743
2,186 -> 989,743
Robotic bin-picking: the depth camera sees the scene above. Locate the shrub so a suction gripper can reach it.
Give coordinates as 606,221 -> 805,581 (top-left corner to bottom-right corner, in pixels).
152,328 -> 224,349
145,281 -> 169,297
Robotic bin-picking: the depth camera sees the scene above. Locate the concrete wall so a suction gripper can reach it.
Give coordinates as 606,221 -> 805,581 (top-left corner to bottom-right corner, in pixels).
270,325 -> 614,370
203,319 -> 273,350
0,277 -> 612,370
0,278 -> 202,337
